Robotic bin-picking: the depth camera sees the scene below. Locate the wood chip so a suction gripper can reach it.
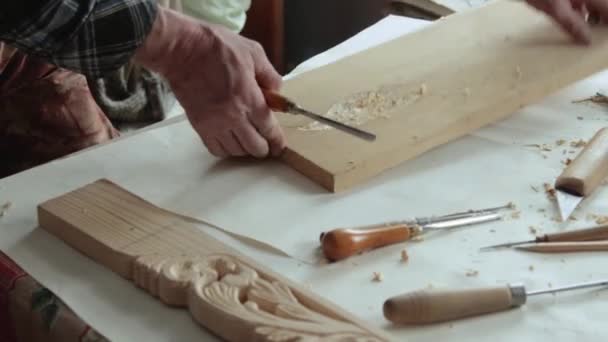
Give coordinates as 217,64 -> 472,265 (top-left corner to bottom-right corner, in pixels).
571,139 -> 587,148
465,269 -> 479,277
572,92 -> 608,105
511,211 -> 521,219
372,272 -> 383,282
530,185 -> 539,192
555,139 -> 566,146
419,83 -> 427,95
562,158 -> 573,165
507,202 -> 517,210
529,226 -> 538,235
411,236 -> 425,242
0,201 -> 12,217
543,183 -> 556,200
529,265 -> 534,271
400,250 -> 409,263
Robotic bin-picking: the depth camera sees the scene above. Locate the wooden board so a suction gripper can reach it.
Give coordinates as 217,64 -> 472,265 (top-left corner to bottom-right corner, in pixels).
37,179 -> 391,341
276,0 -> 608,192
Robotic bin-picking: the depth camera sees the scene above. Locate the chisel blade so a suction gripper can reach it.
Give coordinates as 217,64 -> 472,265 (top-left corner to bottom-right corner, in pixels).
556,190 -> 583,222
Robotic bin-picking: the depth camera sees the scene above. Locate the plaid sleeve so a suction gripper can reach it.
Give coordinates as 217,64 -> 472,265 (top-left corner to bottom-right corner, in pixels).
0,0 -> 158,78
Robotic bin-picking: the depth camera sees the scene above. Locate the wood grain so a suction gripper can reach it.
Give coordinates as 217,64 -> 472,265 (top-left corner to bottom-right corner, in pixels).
37,179 -> 391,341
276,0 -> 608,192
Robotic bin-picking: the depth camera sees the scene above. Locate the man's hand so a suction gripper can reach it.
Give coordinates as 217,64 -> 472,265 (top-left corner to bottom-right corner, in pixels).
134,7 -> 285,158
526,0 -> 608,44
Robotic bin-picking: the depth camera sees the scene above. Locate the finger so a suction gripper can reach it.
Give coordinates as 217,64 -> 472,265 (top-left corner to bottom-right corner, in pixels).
203,137 -> 228,157
587,0 -> 608,23
250,41 -> 282,91
233,123 -> 270,158
248,98 -> 286,157
218,130 -> 248,156
549,0 -> 592,43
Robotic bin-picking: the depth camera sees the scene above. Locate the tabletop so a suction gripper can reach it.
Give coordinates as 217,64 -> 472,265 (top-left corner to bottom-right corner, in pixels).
2,9 -> 608,342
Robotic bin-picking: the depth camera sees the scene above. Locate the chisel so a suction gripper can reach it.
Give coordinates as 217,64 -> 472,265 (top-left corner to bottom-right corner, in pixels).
554,127 -> 608,221
383,279 -> 608,325
319,209 -> 505,262
262,89 -> 377,142
480,224 -> 608,250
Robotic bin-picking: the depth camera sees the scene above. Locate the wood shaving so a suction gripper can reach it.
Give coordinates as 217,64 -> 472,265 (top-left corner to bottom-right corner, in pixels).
529,265 -> 534,271
537,208 -> 546,213
0,201 -> 11,217
465,269 -> 479,277
411,236 -> 425,242
372,272 -> 383,282
515,66 -> 523,80
562,158 -> 573,166
507,202 -> 517,210
570,139 -> 587,148
596,215 -> 608,224
298,83 -> 421,131
511,211 -> 521,219
572,92 -> 608,105
543,183 -> 556,200
530,185 -> 539,192
555,139 -> 566,146
529,226 -> 538,235
400,250 -> 409,263
577,116 -> 584,120
419,83 -> 428,95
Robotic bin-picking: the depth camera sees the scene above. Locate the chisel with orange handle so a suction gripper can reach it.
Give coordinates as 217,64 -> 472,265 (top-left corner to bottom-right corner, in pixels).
319,205 -> 510,262
262,89 -> 377,142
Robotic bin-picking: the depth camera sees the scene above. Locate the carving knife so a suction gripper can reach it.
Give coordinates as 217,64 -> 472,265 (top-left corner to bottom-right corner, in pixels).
262,89 -> 377,142
554,127 -> 608,221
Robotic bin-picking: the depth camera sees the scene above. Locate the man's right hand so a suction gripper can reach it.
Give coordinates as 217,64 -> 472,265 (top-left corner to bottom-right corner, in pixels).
134,7 -> 286,158
526,0 -> 608,44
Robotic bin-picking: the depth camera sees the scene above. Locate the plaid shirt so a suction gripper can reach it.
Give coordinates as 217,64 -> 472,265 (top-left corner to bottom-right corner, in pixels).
0,0 -> 158,79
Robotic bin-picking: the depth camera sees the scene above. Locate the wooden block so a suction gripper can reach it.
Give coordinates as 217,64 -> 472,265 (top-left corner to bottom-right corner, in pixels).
37,179 -> 391,341
276,0 -> 608,192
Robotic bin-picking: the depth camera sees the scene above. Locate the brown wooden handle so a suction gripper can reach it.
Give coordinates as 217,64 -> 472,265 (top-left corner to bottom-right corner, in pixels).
555,127 -> 608,196
546,224 -> 608,242
319,224 -> 415,261
262,89 -> 291,112
383,286 -> 517,325
517,241 -> 608,253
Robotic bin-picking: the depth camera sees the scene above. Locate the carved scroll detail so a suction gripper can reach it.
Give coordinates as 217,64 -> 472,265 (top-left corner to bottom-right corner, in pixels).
133,254 -> 382,341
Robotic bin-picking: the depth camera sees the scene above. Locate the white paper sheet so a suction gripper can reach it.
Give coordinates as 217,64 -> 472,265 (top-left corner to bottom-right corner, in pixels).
2,14 -> 608,342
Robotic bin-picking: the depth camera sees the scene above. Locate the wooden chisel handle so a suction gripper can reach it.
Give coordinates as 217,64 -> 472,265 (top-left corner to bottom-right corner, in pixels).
319,224 -> 418,262
383,285 -> 524,325
262,89 -> 292,112
556,127 -> 608,196
542,224 -> 608,242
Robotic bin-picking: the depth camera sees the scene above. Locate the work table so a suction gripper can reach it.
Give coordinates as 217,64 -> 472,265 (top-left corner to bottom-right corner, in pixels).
2,12 -> 608,342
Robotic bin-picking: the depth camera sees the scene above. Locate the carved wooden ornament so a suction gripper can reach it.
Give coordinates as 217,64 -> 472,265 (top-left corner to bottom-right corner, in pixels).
37,179 -> 391,341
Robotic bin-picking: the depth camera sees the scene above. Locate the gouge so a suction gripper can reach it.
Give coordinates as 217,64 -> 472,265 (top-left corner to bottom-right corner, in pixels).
262,89 -> 377,142
554,127 -> 608,221
319,206 -> 508,262
480,224 -> 608,250
383,279 -> 608,325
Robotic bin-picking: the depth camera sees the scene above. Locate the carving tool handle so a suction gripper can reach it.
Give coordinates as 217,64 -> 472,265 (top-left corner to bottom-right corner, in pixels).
545,224 -> 608,242
320,224 -> 416,261
556,127 -> 608,196
516,241 -> 608,253
383,285 -> 524,325
262,89 -> 293,112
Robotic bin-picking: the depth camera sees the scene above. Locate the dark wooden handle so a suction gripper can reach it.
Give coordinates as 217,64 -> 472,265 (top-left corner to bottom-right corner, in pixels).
383,286 -> 515,325
261,89 -> 290,112
319,224 -> 414,262
555,127 -> 608,196
517,241 -> 608,253
546,224 -> 608,242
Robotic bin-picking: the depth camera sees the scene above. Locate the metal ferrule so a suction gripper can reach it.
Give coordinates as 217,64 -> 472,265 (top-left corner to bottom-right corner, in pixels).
508,283 -> 527,306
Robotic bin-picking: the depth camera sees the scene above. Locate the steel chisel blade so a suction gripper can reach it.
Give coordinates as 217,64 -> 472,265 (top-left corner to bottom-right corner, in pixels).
556,190 -> 583,222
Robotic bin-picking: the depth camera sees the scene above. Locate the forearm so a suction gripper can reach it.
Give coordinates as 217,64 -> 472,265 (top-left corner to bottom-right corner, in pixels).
0,0 -> 159,78
133,6 -> 215,80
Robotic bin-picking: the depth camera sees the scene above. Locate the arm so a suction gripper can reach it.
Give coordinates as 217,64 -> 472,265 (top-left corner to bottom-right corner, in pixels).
0,1 -> 285,158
